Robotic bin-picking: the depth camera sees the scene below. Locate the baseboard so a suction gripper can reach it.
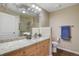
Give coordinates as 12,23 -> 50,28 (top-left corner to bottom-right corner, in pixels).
58,47 -> 79,55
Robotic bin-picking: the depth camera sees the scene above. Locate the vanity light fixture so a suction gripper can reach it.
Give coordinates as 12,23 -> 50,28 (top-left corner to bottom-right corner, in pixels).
38,8 -> 42,11
32,4 -> 35,8
22,10 -> 26,13
20,4 -> 42,15
36,6 -> 39,10
31,4 -> 42,12
19,7 -> 26,14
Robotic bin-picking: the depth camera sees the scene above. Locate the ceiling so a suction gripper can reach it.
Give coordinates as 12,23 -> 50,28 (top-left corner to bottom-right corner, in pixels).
36,3 -> 77,12
0,3 -> 77,15
0,3 -> 40,16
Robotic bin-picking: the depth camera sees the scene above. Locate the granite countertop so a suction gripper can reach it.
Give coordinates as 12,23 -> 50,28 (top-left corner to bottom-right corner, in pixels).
0,36 -> 49,55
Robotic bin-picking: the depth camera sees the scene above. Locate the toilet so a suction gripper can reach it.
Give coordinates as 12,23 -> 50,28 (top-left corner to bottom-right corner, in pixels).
52,41 -> 58,53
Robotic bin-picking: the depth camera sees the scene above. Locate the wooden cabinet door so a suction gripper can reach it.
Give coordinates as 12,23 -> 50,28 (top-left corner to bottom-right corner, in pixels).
37,39 -> 50,56
3,39 -> 50,56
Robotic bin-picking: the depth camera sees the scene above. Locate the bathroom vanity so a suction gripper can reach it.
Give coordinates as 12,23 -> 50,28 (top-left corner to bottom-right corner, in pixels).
0,37 -> 50,56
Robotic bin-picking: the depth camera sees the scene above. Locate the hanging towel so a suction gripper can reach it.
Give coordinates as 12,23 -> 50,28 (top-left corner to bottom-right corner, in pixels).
61,26 -> 71,40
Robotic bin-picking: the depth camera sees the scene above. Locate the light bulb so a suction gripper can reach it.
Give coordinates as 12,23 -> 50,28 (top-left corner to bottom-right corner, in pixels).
32,4 -> 35,8
38,8 -> 42,11
22,10 -> 26,13
36,6 -> 39,10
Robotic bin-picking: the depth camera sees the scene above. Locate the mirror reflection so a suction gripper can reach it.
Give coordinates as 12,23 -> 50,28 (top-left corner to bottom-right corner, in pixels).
0,3 -> 42,42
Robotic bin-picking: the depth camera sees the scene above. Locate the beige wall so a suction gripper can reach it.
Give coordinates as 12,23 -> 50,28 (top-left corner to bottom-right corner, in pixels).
49,4 -> 79,52
39,9 -> 49,27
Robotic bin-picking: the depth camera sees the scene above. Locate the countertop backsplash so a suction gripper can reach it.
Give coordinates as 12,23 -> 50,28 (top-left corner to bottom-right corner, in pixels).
32,27 -> 51,38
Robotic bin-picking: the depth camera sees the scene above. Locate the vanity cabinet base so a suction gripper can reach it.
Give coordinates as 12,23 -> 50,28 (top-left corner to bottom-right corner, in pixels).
3,39 -> 50,56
